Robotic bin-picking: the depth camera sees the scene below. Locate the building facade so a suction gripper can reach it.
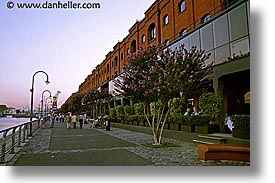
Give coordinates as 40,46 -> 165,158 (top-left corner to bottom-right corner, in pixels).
70,0 -> 250,117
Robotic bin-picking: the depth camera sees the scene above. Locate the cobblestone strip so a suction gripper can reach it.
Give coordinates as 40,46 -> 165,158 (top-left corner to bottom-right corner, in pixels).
96,128 -> 250,166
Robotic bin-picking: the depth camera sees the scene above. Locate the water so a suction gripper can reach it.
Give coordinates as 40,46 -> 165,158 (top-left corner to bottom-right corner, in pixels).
0,117 -> 30,131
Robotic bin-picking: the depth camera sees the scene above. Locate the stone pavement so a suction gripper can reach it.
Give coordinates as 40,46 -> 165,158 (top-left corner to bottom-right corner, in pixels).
6,122 -> 249,166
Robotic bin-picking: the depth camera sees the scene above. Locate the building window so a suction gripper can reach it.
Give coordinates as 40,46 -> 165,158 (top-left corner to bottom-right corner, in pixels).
178,0 -> 186,14
163,14 -> 169,26
179,29 -> 187,37
201,13 -> 211,24
121,53 -> 123,60
148,23 -> 156,42
164,39 -> 170,46
114,56 -> 118,69
131,40 -> 137,53
141,35 -> 146,43
127,48 -> 130,55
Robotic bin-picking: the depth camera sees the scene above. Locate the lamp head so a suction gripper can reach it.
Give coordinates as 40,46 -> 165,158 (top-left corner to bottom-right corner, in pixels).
45,80 -> 50,85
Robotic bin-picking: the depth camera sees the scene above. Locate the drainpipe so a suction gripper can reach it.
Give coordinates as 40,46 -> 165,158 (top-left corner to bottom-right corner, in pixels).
192,0 -> 196,28
157,8 -> 161,45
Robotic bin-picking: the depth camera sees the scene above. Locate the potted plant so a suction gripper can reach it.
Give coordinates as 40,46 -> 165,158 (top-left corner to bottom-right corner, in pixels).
169,115 -> 182,131
179,116 -> 194,132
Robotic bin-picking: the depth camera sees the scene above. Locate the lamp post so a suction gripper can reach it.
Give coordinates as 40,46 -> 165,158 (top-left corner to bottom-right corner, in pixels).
41,90 -> 52,117
29,71 -> 50,137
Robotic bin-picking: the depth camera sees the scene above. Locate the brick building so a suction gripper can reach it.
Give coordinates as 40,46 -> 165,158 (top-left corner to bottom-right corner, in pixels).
68,0 -> 250,117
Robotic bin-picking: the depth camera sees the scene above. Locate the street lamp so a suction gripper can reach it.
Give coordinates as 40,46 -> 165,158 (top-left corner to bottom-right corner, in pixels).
29,70 -> 50,137
41,90 -> 52,117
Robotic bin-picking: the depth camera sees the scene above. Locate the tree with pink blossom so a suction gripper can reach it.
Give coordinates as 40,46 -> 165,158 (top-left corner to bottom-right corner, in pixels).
114,44 -> 213,145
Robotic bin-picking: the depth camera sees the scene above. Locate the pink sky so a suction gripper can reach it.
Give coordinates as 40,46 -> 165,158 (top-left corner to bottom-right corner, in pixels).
0,0 -> 155,109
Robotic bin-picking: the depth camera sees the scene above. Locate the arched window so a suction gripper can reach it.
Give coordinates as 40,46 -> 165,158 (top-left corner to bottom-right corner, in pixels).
163,14 -> 169,26
141,35 -> 146,43
179,29 -> 187,37
114,56 -> 118,69
178,0 -> 186,14
148,23 -> 156,42
164,39 -> 169,46
201,13 -> 211,24
107,64 -> 109,73
131,40 -> 137,53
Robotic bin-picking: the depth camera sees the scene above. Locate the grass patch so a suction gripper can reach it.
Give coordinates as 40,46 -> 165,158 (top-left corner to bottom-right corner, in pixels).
143,142 -> 181,148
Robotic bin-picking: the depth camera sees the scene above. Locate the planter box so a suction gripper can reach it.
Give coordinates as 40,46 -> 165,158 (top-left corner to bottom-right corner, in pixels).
170,124 -> 180,131
139,122 -> 145,127
164,123 -> 170,130
232,129 -> 250,139
181,125 -> 195,132
133,121 -> 139,126
195,125 -> 211,134
145,122 -> 150,127
195,125 -> 219,134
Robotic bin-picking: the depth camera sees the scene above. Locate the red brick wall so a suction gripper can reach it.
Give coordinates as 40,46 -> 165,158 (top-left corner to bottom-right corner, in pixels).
81,0 -> 226,92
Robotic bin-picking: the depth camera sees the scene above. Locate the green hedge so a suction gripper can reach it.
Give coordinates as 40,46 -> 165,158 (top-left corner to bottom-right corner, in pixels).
231,115 -> 250,130
123,105 -> 131,115
109,108 -> 116,118
167,115 -> 211,126
134,103 -> 145,115
189,115 -> 211,126
115,106 -> 124,117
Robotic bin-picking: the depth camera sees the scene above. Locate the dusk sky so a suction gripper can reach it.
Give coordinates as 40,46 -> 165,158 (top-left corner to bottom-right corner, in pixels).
0,0 -> 155,109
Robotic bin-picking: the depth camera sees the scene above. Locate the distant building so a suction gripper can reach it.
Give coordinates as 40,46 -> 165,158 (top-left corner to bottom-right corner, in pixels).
5,107 -> 17,115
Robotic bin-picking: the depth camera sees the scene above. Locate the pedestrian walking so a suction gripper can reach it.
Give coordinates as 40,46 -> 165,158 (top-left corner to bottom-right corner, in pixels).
71,114 -> 77,129
39,116 -> 45,128
79,113 -> 84,129
65,113 -> 71,129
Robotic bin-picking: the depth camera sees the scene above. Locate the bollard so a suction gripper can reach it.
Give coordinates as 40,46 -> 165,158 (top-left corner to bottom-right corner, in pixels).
103,115 -> 110,131
105,120 -> 110,131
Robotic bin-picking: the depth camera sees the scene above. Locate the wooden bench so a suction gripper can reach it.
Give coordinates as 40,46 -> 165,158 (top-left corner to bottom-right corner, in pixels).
198,144 -> 250,162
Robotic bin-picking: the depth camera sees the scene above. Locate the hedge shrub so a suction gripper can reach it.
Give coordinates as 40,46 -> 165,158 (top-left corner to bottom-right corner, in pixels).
231,115 -> 250,130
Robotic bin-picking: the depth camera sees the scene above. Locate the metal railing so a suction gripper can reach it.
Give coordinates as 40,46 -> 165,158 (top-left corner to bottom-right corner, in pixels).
0,119 -> 40,163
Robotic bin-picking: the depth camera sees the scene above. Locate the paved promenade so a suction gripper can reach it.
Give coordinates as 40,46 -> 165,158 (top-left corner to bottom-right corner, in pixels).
6,122 -> 249,166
